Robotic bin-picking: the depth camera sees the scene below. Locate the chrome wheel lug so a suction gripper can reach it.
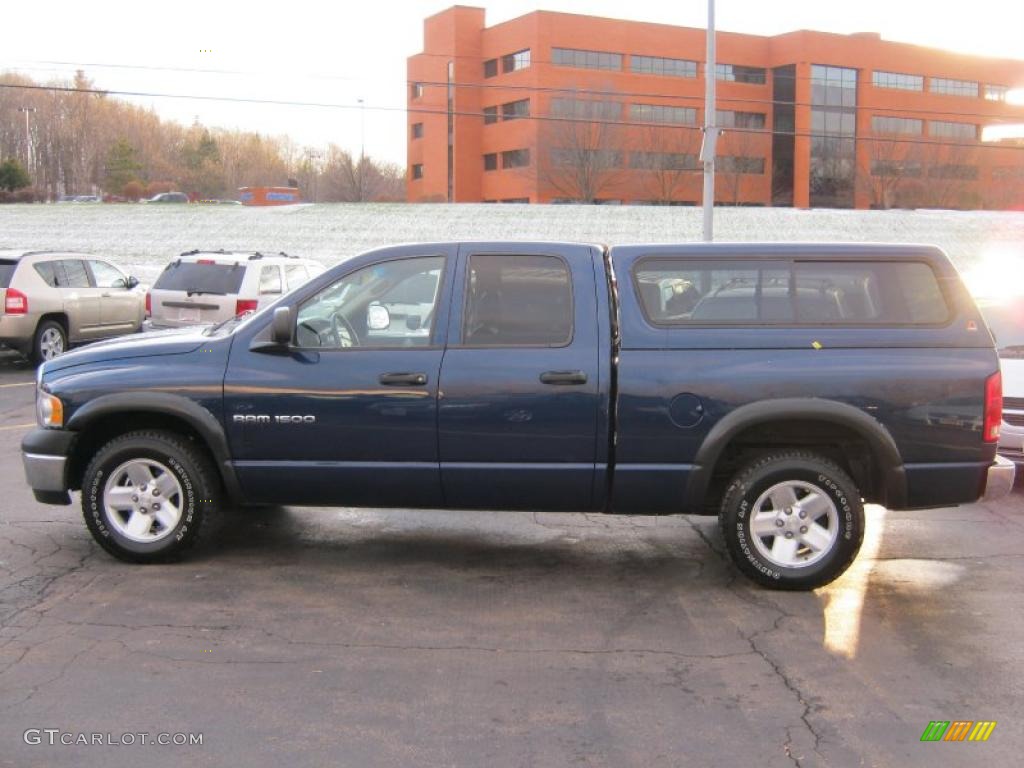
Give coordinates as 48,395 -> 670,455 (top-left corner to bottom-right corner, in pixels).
131,495 -> 139,503
784,508 -> 792,515
152,489 -> 160,497
152,503 -> 161,511
785,531 -> 794,539
798,510 -> 806,519
775,519 -> 785,527
799,526 -> 808,534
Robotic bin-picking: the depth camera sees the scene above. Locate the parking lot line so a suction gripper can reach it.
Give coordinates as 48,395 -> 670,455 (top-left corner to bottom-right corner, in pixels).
0,423 -> 35,431
0,382 -> 34,388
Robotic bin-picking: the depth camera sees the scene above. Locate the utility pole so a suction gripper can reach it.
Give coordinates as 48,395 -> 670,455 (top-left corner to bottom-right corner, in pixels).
18,106 -> 36,172
699,0 -> 719,241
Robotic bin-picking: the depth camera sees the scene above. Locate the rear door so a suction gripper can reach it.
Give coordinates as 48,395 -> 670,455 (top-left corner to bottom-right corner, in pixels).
437,244 -> 602,510
150,259 -> 245,326
88,259 -> 140,334
58,259 -> 103,340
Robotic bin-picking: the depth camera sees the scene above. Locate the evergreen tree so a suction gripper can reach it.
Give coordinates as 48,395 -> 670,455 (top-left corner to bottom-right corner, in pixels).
0,159 -> 31,192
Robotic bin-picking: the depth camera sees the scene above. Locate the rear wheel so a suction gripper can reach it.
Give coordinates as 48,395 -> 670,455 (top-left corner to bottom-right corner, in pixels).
82,430 -> 220,563
719,451 -> 864,590
32,320 -> 67,364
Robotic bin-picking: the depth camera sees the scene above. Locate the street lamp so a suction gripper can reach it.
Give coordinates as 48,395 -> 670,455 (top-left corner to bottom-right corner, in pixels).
357,98 -> 366,201
17,106 -> 36,171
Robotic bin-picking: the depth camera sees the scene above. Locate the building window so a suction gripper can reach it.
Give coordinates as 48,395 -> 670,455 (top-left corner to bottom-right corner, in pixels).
629,152 -> 699,170
551,47 -> 622,71
810,64 -> 858,209
929,121 -> 978,139
483,153 -> 498,171
502,49 -> 531,73
930,77 -> 979,97
552,148 -> 622,168
630,104 -> 696,125
871,116 -> 923,135
929,164 -> 979,180
483,59 -> 498,78
501,99 -> 530,120
411,164 -> 423,180
500,198 -> 530,204
410,82 -> 424,99
715,64 -> 766,84
716,110 -> 766,129
993,166 -> 1024,179
718,156 -> 765,174
411,123 -> 424,139
483,106 -> 498,125
501,149 -> 530,169
550,98 -> 621,120
872,71 -> 923,91
985,84 -> 1009,101
630,55 -> 697,78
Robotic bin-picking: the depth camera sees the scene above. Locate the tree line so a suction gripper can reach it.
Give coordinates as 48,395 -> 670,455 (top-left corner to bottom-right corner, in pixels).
0,71 -> 403,203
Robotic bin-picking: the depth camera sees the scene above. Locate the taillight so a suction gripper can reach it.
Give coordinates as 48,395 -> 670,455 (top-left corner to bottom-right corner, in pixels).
144,293 -> 152,316
4,288 -> 27,315
197,259 -> 216,265
235,299 -> 258,316
984,371 -> 1002,443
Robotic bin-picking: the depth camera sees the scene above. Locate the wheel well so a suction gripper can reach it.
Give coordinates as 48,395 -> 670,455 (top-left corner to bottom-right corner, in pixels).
702,419 -> 882,513
36,312 -> 69,336
67,411 -> 217,492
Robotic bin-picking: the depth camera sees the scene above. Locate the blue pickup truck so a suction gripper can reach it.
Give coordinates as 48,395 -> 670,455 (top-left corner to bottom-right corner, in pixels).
21,242 -> 1013,589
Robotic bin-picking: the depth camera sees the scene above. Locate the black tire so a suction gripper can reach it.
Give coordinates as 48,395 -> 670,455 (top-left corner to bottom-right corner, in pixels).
81,430 -> 221,563
31,319 -> 68,365
719,451 -> 864,590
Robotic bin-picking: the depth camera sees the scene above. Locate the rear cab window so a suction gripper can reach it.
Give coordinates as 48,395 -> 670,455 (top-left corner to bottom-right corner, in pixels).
633,259 -> 951,326
153,261 -> 246,295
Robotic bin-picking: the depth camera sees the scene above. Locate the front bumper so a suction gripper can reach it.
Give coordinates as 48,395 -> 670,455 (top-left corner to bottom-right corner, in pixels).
21,428 -> 76,505
982,455 -> 1016,502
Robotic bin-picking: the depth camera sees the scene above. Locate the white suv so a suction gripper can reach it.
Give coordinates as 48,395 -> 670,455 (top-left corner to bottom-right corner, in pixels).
979,298 -> 1024,470
145,250 -> 324,330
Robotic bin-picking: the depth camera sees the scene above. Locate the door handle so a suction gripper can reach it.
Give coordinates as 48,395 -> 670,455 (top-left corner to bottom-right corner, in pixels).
379,372 -> 428,386
539,370 -> 588,385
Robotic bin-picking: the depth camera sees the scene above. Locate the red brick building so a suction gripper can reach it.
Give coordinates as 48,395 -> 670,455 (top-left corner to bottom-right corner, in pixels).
407,6 -> 1024,209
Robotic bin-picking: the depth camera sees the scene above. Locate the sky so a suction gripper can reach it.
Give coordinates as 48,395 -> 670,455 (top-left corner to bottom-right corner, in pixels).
2,0 -> 1023,164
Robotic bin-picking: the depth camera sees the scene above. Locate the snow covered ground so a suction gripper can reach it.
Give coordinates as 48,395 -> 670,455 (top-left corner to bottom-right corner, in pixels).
0,203 -> 1021,283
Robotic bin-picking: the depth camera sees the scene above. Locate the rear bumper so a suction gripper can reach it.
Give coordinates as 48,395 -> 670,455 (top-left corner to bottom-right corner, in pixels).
982,455 -> 1016,502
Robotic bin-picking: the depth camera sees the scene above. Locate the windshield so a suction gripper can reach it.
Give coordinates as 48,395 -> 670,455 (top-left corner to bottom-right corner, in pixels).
153,261 -> 245,295
978,301 -> 1024,353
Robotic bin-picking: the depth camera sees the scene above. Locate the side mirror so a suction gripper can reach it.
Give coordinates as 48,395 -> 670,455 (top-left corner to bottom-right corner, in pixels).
271,306 -> 292,345
126,275 -> 139,289
367,304 -> 391,331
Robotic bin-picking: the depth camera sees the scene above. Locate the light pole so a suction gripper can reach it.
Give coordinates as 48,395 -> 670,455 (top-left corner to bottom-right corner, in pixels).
700,0 -> 719,242
17,106 -> 36,172
357,98 -> 366,202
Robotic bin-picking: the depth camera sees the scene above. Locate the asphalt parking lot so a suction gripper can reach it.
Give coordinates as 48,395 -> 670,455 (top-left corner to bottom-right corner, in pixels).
0,350 -> 1021,768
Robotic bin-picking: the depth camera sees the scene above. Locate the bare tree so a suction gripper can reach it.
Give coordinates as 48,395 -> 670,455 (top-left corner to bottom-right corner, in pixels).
916,141 -> 981,209
717,127 -> 770,205
633,125 -> 701,204
857,136 -> 926,209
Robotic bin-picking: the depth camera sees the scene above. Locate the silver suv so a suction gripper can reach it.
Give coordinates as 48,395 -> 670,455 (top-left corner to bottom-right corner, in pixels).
0,250 -> 145,364
146,250 -> 324,330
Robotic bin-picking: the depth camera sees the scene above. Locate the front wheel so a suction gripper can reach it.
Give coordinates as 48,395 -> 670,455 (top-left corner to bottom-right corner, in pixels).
719,451 -> 864,590
82,430 -> 221,563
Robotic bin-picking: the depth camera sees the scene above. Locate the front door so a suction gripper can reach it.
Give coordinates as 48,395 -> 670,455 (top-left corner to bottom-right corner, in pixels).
438,244 -> 602,511
224,247 -> 455,507
89,260 -> 140,334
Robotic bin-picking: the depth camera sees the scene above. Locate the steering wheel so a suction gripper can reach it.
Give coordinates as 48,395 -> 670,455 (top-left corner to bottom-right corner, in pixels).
331,313 -> 358,348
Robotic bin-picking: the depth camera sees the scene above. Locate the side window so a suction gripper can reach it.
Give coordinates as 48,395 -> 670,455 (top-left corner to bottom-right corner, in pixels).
793,261 -> 949,324
259,266 -> 283,295
61,260 -> 92,288
284,264 -> 309,291
295,256 -> 445,349
33,261 -> 63,287
634,260 -> 789,323
463,254 -> 573,346
89,260 -> 126,288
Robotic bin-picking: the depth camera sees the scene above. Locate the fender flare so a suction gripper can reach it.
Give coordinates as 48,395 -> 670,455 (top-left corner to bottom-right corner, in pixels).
65,392 -> 242,501
685,398 -> 906,509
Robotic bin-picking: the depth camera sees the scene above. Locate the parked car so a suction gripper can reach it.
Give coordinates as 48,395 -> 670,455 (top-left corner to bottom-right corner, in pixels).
978,297 -> 1024,468
0,250 -> 145,363
145,250 -> 324,330
21,243 -> 1012,589
145,192 -> 189,203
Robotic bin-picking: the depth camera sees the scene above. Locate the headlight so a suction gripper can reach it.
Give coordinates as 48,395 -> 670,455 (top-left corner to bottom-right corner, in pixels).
36,390 -> 64,428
